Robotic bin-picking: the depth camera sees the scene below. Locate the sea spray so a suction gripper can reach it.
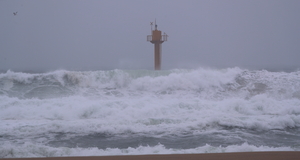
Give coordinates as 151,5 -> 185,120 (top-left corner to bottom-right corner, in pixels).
1,67 -> 300,158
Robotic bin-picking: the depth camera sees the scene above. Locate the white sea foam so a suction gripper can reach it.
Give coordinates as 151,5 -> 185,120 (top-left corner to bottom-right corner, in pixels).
1,92 -> 300,137
0,142 -> 296,158
1,68 -> 300,157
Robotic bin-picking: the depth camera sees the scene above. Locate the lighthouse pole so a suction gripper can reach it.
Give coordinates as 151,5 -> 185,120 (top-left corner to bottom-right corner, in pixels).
147,21 -> 167,70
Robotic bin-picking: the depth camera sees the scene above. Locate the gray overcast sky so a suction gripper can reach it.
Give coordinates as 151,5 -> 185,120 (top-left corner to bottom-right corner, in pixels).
1,0 -> 300,72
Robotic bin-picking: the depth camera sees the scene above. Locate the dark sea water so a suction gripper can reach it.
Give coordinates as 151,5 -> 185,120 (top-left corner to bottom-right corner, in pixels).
1,67 -> 300,158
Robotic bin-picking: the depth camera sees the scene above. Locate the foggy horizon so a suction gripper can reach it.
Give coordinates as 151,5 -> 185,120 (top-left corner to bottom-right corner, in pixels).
1,0 -> 300,72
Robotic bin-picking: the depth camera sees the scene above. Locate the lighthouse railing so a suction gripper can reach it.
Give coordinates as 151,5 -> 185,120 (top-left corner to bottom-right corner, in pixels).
162,35 -> 168,41
147,35 -> 168,42
147,35 -> 152,41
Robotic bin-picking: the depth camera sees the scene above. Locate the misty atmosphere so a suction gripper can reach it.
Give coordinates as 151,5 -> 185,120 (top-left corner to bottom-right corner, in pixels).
1,1 -> 300,158
1,0 -> 300,72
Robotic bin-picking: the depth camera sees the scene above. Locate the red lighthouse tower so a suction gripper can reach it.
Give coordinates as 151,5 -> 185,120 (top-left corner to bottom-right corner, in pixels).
147,21 -> 168,70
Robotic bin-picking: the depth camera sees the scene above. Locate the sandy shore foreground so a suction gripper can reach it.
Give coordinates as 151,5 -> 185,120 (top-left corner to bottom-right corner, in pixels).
2,152 -> 300,160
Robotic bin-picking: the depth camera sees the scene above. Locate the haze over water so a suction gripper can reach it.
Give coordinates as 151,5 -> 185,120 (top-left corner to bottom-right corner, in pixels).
1,0 -> 300,71
1,0 -> 300,158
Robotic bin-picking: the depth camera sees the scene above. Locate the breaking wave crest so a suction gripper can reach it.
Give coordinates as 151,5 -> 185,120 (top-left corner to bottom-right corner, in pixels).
1,68 -> 300,99
1,68 -> 300,158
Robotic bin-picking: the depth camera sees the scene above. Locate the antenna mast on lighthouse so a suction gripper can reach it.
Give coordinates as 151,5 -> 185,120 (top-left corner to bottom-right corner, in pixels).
147,20 -> 168,70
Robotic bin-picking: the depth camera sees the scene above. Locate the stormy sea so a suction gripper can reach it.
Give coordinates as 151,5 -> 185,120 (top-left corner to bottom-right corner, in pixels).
1,67 -> 300,158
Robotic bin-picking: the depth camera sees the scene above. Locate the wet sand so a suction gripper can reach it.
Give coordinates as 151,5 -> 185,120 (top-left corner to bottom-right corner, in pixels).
2,152 -> 300,160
